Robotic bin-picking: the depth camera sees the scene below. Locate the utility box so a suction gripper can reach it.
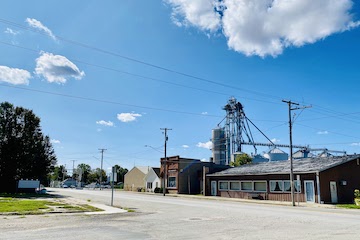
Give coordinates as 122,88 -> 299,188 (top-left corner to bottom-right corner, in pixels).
18,179 -> 40,193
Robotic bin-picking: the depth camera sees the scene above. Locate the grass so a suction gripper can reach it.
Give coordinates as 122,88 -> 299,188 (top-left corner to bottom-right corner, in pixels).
0,199 -> 52,213
336,204 -> 360,209
0,197 -> 102,215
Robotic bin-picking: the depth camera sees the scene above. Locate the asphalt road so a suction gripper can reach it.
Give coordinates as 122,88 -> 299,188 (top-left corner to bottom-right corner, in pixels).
1,188 -> 360,240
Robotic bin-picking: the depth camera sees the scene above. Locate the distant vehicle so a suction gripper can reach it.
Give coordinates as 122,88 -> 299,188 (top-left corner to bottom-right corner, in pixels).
62,185 -> 69,188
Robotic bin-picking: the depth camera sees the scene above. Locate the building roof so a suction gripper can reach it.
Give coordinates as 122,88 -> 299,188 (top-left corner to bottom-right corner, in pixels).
152,167 -> 160,178
208,154 -> 360,176
135,166 -> 151,175
267,148 -> 286,154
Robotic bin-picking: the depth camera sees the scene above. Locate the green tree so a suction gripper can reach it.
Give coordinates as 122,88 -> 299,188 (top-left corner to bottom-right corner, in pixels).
0,102 -> 57,192
77,163 -> 91,184
230,153 -> 252,167
114,164 -> 128,183
88,168 -> 106,184
50,165 -> 68,181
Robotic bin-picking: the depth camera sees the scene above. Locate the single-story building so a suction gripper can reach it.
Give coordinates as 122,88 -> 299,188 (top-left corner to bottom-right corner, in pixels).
160,156 -> 230,194
144,167 -> 161,192
206,155 -> 360,204
124,166 -> 150,191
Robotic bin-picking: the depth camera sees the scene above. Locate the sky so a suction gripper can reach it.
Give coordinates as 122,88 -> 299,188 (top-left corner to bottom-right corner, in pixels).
1,0 -> 360,174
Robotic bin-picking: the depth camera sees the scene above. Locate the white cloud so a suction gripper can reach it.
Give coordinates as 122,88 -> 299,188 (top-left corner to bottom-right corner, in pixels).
117,113 -> 142,122
26,18 -> 56,40
317,131 -> 329,135
271,138 -> 280,143
201,112 -> 208,115
4,28 -> 19,35
50,139 -> 61,144
166,0 -> 221,31
351,142 -> 360,146
166,0 -> 360,57
0,66 -> 31,85
35,52 -> 85,84
96,120 -> 114,127
182,145 -> 189,148
197,141 -> 212,149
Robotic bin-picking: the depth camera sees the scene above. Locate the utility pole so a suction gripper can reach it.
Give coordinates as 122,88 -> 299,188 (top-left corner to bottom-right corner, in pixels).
282,100 -> 311,206
71,160 -> 76,179
99,148 -> 107,190
160,128 -> 172,196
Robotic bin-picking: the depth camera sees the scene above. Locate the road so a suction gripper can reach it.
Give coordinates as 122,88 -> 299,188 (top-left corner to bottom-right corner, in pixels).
1,188 -> 360,240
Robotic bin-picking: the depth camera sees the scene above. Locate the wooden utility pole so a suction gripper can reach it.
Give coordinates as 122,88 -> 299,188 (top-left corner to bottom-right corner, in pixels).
99,148 -> 107,190
161,128 -> 172,196
282,100 -> 311,206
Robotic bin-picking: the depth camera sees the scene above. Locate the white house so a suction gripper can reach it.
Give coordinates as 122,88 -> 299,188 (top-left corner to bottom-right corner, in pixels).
144,167 -> 161,192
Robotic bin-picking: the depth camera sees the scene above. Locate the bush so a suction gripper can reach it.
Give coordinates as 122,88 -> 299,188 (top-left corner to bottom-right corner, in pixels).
154,187 -> 162,193
355,189 -> 360,199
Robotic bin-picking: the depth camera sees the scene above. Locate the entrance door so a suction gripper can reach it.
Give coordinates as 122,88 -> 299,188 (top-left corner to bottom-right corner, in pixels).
304,181 -> 315,203
330,181 -> 338,203
211,181 -> 217,196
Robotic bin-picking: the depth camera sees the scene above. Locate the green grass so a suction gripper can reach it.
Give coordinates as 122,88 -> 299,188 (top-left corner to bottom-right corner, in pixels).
0,197 -> 102,214
0,199 -> 51,213
336,204 -> 360,209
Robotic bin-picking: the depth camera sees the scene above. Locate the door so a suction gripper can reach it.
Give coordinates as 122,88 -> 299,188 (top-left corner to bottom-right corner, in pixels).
330,181 -> 338,203
304,181 -> 315,203
211,181 -> 217,196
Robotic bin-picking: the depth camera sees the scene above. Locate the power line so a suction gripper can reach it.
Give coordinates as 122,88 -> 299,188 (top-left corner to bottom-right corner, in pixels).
0,18 -> 284,101
0,84 -> 224,118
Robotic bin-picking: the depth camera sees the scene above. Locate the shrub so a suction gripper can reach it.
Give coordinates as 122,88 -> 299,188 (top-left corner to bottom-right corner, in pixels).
355,189 -> 360,199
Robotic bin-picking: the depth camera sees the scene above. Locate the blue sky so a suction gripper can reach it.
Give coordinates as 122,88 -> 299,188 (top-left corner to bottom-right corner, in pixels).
1,0 -> 360,174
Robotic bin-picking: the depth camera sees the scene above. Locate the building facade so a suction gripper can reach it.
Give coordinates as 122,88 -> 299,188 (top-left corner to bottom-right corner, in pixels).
206,155 -> 360,204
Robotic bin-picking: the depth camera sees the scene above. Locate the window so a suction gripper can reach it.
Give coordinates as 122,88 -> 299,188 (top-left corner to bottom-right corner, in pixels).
230,181 -> 240,191
219,181 -> 229,191
270,181 -> 283,192
168,177 -> 176,188
241,181 -> 253,191
284,180 -> 301,193
147,182 -> 152,189
254,181 -> 267,192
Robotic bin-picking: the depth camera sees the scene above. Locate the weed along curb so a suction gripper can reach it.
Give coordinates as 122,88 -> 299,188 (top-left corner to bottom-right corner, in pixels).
0,194 -> 130,216
0,195 -> 103,215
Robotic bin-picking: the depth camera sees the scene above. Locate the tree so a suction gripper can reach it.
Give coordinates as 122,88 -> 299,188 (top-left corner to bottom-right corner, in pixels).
88,168 -> 106,184
114,164 -> 128,183
77,163 -> 91,183
230,153 -> 252,167
50,165 -> 68,182
0,102 -> 57,192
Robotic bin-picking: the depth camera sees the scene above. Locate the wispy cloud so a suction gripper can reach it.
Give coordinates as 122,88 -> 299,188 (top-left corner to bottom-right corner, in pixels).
96,120 -> 114,127
4,28 -> 19,35
351,142 -> 360,146
182,145 -> 189,148
201,112 -> 208,115
117,113 -> 142,122
0,66 -> 31,85
317,131 -> 329,135
166,0 -> 360,57
35,52 -> 85,84
26,18 -> 56,40
196,141 -> 212,149
50,139 -> 61,144
271,138 -> 280,143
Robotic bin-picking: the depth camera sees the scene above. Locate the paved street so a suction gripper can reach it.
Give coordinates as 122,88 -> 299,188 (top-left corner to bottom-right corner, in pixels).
1,188 -> 360,240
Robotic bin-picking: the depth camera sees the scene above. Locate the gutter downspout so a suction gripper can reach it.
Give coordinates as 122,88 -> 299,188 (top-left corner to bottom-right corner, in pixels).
316,171 -> 321,204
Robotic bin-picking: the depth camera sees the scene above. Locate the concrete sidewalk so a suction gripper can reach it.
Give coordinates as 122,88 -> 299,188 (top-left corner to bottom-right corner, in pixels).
85,203 -> 127,215
145,191 -> 339,209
